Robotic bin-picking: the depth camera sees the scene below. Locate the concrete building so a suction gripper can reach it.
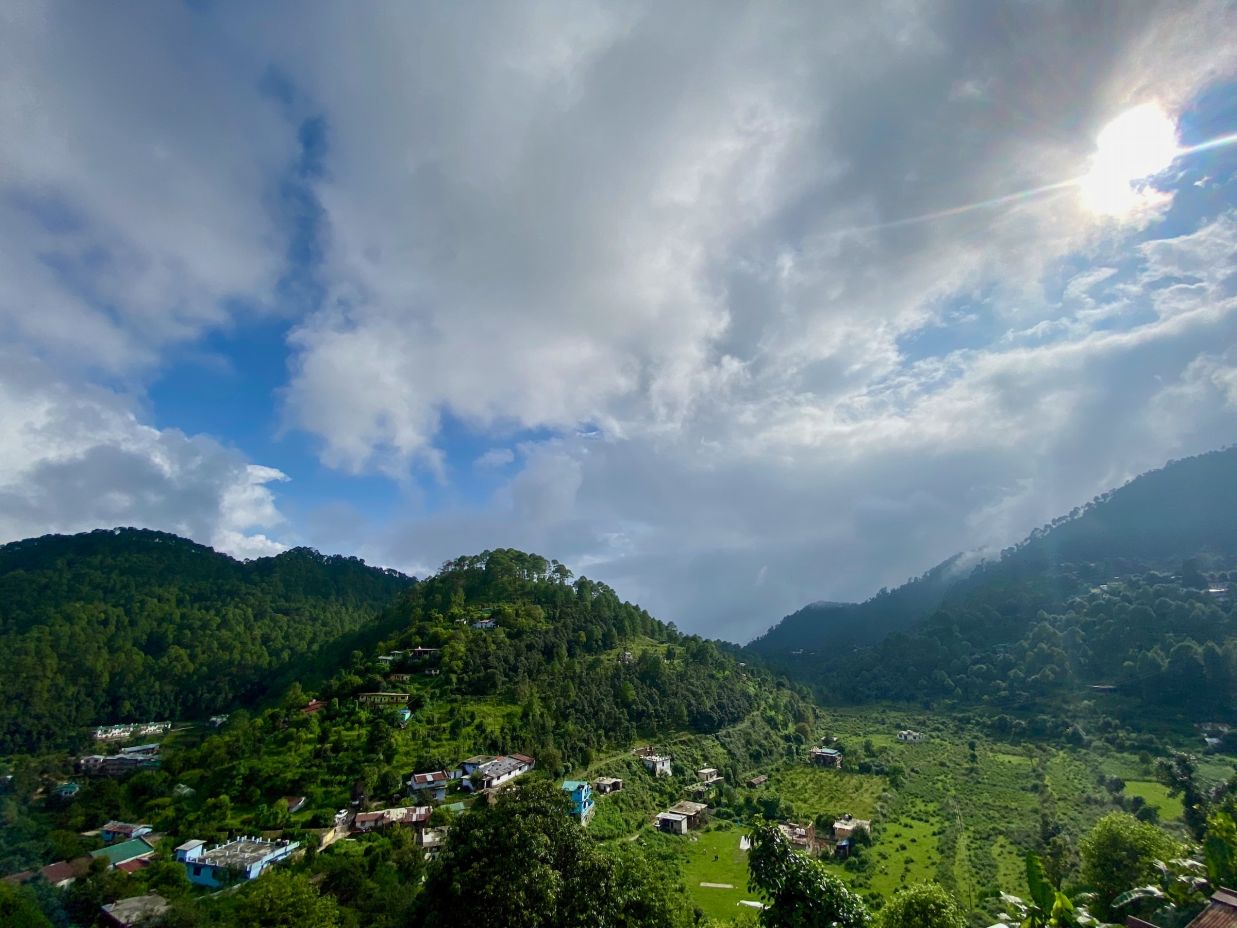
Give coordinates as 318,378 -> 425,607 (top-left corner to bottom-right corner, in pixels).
595,776 -> 623,794
641,754 -> 672,777
176,837 -> 299,887
353,806 -> 431,833
562,781 -> 595,824
459,754 -> 535,791
409,770 -> 454,800
656,811 -> 688,835
897,730 -> 925,743
668,800 -> 708,829
101,821 -> 152,843
101,893 -> 170,927
810,747 -> 843,769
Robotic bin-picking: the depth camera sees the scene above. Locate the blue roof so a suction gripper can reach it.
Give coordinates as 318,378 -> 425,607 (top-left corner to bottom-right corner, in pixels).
561,780 -> 589,790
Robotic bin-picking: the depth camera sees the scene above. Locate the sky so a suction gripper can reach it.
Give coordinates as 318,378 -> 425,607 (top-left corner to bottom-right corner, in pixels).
2,0 -> 1237,643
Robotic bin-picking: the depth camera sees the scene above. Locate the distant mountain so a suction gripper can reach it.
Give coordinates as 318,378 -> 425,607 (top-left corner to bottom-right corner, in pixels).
0,528 -> 413,752
749,445 -> 1237,659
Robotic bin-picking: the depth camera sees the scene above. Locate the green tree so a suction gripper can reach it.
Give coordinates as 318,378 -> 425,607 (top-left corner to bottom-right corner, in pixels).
877,882 -> 964,928
0,882 -> 53,928
1080,812 -> 1178,920
1204,811 -> 1237,898
748,821 -> 871,928
240,870 -> 340,928
414,780 -> 684,928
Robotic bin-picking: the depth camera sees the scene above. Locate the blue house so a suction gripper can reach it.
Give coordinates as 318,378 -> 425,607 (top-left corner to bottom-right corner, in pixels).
176,837 -> 299,887
561,780 -> 595,824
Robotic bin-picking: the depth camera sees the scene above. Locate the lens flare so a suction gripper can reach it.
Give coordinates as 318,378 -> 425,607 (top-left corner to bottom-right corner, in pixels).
1077,103 -> 1179,216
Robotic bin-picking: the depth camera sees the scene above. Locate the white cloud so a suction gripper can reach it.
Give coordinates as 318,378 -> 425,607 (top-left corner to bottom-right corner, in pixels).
3,0 -> 1237,640
475,448 -> 516,469
0,353 -> 289,559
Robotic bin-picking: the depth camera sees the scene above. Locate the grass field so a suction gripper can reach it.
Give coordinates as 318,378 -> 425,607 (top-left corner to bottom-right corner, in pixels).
673,824 -> 761,923
1123,780 -> 1184,820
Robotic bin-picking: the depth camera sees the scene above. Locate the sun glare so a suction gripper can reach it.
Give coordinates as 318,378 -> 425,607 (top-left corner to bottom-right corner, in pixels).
1078,103 -> 1179,217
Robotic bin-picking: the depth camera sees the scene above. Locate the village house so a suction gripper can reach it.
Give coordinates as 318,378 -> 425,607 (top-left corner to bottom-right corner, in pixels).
175,837 -> 299,887
398,707 -> 413,726
302,699 -> 327,715
39,858 -> 91,888
409,647 -> 440,659
696,767 -> 723,785
101,821 -> 152,843
100,892 -> 170,928
53,782 -> 80,799
80,742 -> 162,777
897,730 -> 925,743
747,775 -> 769,788
810,747 -> 844,768
353,806 -> 431,833
594,776 -> 623,794
91,838 -> 157,869
656,811 -> 688,835
418,827 -> 446,851
408,770 -> 454,800
562,781 -> 595,824
471,618 -> 498,630
283,796 -> 307,814
656,800 -> 708,834
778,821 -> 817,853
459,754 -> 536,791
209,715 -> 229,728
832,814 -> 871,857
641,754 -> 672,777
388,673 -> 413,683
668,800 -> 708,829
357,692 -> 411,707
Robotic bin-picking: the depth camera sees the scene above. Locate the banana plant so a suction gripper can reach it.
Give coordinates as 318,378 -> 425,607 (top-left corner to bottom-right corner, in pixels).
1112,856 -> 1208,926
988,853 -> 1114,928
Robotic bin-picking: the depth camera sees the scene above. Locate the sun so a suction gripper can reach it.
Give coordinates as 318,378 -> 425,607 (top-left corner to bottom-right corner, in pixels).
1078,103 -> 1180,217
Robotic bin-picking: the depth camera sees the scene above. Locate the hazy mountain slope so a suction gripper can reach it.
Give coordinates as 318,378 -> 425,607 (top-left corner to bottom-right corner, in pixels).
0,528 -> 413,752
749,445 -> 1237,657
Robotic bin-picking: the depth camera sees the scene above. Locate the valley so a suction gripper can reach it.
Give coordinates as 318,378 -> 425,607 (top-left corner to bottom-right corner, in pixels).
2,448 -> 1237,927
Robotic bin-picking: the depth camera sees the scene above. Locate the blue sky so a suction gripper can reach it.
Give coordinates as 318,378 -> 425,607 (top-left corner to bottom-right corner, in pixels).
2,1 -> 1237,642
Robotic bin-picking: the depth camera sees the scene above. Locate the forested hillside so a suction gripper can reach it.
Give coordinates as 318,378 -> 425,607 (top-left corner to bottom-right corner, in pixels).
321,548 -> 770,770
750,445 -> 1237,657
0,529 -> 412,753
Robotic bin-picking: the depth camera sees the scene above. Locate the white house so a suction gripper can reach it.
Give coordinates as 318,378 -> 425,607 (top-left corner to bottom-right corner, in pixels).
897,730 -> 925,743
642,754 -> 672,777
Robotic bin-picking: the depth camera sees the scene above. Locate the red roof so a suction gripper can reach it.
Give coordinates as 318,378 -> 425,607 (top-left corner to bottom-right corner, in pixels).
510,753 -> 535,765
302,699 -> 327,714
1189,889 -> 1237,928
116,857 -> 152,874
412,771 -> 448,785
2,870 -> 34,885
40,860 -> 78,884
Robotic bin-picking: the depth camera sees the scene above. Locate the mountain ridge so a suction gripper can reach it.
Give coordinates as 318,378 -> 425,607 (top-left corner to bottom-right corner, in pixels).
749,444 -> 1237,657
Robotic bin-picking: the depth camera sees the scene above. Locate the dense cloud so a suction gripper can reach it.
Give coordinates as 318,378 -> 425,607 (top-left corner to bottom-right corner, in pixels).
2,1 -> 1236,638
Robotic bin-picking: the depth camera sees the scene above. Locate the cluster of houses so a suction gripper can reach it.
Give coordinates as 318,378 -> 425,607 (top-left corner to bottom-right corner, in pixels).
378,647 -> 442,674
408,753 -> 537,801
773,813 -> 872,858
93,722 -> 171,743
78,743 -> 162,777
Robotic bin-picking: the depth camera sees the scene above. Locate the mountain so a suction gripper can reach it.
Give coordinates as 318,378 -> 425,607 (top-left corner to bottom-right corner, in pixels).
749,445 -> 1237,659
0,528 -> 412,753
